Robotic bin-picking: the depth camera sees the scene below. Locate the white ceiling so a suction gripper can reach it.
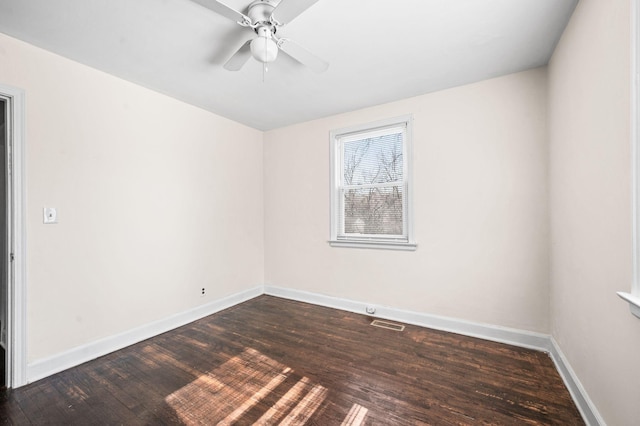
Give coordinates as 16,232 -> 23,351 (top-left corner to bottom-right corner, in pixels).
0,0 -> 577,130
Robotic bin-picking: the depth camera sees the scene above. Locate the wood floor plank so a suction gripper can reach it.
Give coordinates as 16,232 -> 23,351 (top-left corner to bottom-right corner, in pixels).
0,295 -> 584,425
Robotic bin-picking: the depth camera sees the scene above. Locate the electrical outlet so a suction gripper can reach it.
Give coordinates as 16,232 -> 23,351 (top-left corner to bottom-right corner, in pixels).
201,288 -> 205,297
366,306 -> 376,315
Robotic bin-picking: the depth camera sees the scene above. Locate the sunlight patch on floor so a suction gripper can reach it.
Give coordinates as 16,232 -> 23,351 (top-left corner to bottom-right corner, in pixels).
341,403 -> 369,426
217,365 -> 292,425
254,377 -> 311,423
165,347 -> 362,425
278,383 -> 327,426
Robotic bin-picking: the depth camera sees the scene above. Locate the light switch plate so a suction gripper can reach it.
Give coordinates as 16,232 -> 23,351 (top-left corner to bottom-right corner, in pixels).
43,207 -> 58,224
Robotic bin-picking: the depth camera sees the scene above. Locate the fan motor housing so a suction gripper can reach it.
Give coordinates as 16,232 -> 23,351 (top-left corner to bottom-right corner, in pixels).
247,0 -> 278,26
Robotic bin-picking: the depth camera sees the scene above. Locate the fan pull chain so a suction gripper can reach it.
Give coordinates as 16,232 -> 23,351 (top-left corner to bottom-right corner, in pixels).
262,36 -> 269,83
263,62 -> 269,82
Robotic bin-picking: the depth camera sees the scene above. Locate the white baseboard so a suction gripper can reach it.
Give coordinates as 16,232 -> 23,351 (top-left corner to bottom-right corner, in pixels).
548,338 -> 606,426
264,285 -> 604,426
264,286 -> 550,350
25,284 -> 604,425
26,286 -> 263,384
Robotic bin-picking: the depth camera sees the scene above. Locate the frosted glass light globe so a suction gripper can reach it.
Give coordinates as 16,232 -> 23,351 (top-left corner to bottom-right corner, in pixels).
250,36 -> 278,63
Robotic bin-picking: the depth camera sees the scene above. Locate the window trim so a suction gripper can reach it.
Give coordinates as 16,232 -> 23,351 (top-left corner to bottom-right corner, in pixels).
329,115 -> 416,251
619,0 -> 640,318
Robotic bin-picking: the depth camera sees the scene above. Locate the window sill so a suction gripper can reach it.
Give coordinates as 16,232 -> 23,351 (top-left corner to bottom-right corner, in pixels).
329,240 -> 417,251
617,292 -> 640,319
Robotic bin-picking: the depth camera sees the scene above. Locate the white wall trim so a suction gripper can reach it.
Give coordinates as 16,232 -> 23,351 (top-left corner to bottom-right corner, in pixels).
24,284 -> 604,425
0,83 -> 27,388
632,0 -> 639,295
328,240 -> 417,251
264,285 -> 604,425
548,338 -> 607,426
629,0 -> 640,313
617,291 -> 640,318
26,286 -> 262,384
264,285 -> 550,350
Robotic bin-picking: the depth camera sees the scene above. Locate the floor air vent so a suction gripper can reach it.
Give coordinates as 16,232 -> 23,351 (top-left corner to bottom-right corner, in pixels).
370,319 -> 405,331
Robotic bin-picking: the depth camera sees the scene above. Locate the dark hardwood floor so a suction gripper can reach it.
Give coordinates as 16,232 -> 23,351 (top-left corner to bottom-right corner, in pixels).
0,295 -> 584,425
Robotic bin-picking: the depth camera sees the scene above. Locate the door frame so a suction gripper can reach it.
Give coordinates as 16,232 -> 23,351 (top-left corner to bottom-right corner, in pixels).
0,83 -> 27,388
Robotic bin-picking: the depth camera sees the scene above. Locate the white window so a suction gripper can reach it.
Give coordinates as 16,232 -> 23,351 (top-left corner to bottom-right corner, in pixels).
329,115 -> 415,250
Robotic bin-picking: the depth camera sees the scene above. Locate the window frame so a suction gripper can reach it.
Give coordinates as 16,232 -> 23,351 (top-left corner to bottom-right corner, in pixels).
329,115 -> 416,251
619,0 -> 640,318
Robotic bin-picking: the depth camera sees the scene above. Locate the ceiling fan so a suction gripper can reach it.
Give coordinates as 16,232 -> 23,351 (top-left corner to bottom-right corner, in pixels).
192,0 -> 329,73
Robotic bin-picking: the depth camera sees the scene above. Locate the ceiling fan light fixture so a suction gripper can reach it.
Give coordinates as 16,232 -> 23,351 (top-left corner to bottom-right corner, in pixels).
205,0 -> 328,72
250,35 -> 278,63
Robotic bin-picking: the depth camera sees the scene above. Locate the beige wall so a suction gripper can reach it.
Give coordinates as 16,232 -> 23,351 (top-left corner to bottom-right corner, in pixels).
548,0 -> 640,424
0,33 -> 265,361
2,4 -> 637,420
265,68 -> 550,333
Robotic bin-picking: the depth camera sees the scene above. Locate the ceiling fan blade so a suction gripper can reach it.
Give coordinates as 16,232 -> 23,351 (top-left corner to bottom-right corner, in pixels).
278,38 -> 328,73
191,0 -> 249,24
270,0 -> 321,24
224,40 -> 253,71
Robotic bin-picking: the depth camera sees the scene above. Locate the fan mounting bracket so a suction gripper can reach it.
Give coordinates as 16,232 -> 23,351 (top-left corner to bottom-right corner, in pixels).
247,0 -> 281,28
